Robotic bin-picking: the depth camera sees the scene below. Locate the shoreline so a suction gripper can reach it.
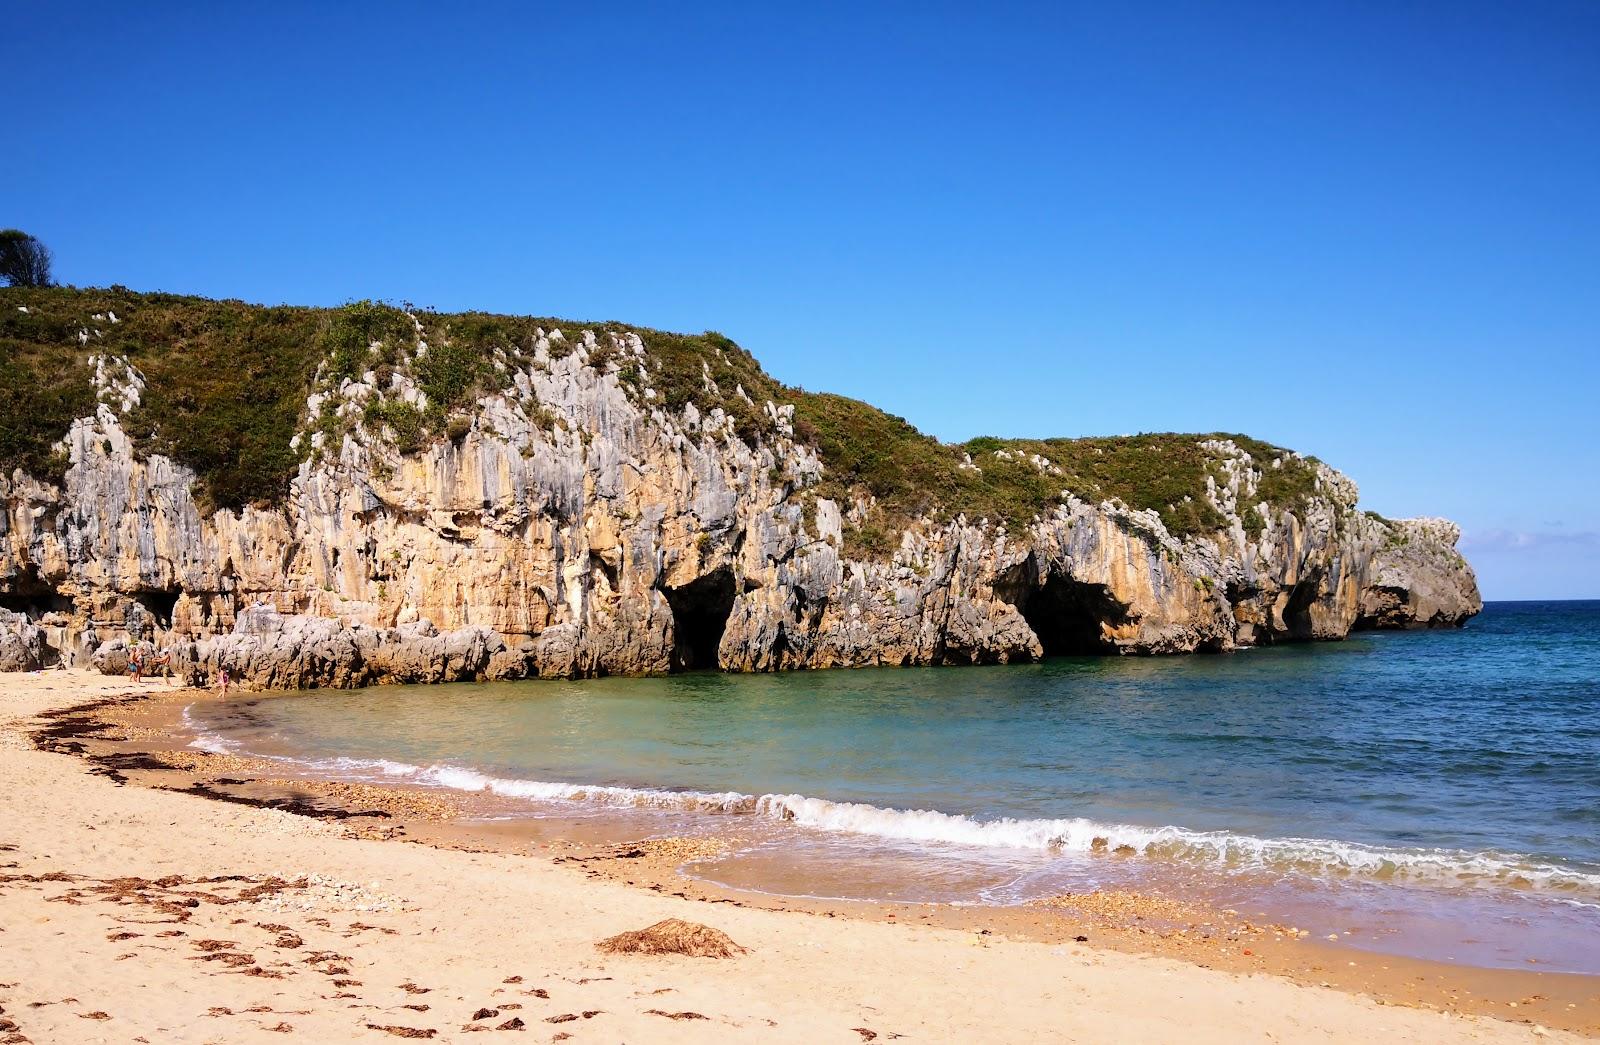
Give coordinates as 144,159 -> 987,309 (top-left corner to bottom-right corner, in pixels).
167,682 -> 1600,975
2,671 -> 1595,1042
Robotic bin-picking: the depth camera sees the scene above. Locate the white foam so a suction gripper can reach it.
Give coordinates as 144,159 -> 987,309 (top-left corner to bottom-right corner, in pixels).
411,763 -> 755,812
176,704 -> 1600,901
313,760 -> 1600,898
749,794 -> 1600,896
182,704 -> 243,754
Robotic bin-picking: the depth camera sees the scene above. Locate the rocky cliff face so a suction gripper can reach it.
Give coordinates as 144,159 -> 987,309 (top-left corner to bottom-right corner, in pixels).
0,298 -> 1481,688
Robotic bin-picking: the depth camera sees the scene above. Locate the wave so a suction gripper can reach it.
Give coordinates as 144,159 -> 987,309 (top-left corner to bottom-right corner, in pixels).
182,705 -> 244,753
179,706 -> 1600,901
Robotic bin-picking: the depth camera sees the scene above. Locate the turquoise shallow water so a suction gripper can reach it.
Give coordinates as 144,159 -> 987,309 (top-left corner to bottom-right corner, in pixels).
190,600 -> 1600,971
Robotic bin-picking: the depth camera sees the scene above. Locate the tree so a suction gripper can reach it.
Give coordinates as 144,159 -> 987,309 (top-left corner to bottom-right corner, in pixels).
0,230 -> 53,287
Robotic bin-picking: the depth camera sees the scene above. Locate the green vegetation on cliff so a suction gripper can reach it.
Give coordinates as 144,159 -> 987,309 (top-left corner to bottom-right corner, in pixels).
0,287 -> 765,510
790,393 -> 1321,554
1,288 -> 325,498
0,286 -> 1324,546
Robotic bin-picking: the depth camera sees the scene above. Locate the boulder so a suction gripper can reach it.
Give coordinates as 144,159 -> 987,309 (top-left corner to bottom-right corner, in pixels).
0,609 -> 49,671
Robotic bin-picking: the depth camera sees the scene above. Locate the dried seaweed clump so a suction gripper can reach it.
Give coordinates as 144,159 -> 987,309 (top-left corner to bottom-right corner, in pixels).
596,918 -> 747,958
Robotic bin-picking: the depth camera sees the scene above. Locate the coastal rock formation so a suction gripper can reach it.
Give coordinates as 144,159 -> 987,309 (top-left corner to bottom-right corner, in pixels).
1356,518 -> 1481,629
175,607 -> 520,689
0,290 -> 1481,688
0,608 -> 48,671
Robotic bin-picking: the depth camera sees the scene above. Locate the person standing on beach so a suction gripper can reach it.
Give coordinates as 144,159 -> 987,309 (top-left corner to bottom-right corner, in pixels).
128,647 -> 144,683
217,667 -> 230,696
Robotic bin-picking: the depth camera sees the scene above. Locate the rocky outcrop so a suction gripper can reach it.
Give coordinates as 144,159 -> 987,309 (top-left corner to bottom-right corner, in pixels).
0,608 -> 48,671
1355,518 -> 1481,629
1,318 -> 1481,689
172,606 -> 521,689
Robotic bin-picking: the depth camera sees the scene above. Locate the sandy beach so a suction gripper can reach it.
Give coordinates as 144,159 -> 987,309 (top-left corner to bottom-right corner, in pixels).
1,672 -> 1594,1044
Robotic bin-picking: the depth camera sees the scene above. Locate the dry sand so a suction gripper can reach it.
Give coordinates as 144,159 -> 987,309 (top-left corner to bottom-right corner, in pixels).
0,671 -> 1593,1044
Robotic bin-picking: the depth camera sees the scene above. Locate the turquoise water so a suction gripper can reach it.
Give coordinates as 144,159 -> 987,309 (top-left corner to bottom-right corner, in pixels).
191,601 -> 1600,971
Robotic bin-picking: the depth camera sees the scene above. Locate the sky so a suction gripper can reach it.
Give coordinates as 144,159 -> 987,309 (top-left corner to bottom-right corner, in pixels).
5,2 -> 1597,599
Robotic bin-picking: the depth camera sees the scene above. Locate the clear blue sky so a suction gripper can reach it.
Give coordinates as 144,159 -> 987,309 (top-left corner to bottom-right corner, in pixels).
6,2 -> 1597,599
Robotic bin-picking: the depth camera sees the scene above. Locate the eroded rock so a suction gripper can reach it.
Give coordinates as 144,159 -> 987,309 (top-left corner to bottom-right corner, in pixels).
0,329 -> 1480,688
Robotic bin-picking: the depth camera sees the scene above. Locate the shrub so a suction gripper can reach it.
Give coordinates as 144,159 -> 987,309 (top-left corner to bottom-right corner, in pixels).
0,333 -> 94,483
1242,504 -> 1267,541
586,339 -> 618,370
321,300 -> 411,384
415,338 -> 483,413
845,522 -> 896,559
364,400 -> 425,454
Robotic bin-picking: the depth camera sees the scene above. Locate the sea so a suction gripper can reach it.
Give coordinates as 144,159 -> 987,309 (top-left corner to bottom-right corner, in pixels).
184,600 -> 1600,973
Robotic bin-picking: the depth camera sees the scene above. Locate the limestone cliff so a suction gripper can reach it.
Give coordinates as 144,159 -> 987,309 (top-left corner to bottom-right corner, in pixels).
0,289 -> 1481,687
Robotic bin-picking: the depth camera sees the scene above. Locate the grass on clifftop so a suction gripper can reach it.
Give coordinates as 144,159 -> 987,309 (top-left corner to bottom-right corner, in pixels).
0,286 -> 766,510
967,432 -> 1323,535
0,287 -> 326,500
791,392 -> 1320,553
0,285 -> 1324,547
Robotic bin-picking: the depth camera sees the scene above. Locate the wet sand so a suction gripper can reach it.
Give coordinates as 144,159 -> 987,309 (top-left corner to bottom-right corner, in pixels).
1,671 -> 1595,1043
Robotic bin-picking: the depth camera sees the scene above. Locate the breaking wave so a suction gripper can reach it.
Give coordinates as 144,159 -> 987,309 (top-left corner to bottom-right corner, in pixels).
178,705 -> 1600,902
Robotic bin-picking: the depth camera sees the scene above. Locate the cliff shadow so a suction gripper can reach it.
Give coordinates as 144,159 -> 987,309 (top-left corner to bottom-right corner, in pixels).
0,564 -> 74,618
1353,585 -> 1409,631
999,564 -> 1127,657
1,564 -> 74,666
1283,578 -> 1319,639
1257,576 -> 1320,643
664,568 -> 735,672
131,588 -> 181,629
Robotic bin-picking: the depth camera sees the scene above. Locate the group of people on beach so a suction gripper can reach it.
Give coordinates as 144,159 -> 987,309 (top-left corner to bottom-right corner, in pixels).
125,644 -> 230,694
125,644 -> 172,684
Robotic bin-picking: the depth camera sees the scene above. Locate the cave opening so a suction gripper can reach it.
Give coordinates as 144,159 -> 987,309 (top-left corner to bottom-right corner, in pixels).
1352,586 -> 1406,632
131,589 -> 182,628
0,565 -> 73,619
663,568 -> 735,672
1279,578 -> 1320,641
1001,568 -> 1127,657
